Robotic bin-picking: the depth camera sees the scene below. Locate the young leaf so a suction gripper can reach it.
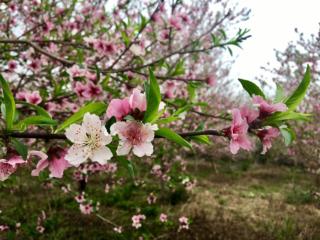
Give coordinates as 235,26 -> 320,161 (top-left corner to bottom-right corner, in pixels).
274,84 -> 286,103
143,69 -> 161,123
0,74 -> 16,129
279,126 -> 296,146
238,79 -> 266,99
11,139 -> 28,160
18,116 -> 57,128
190,135 -> 211,145
264,111 -> 312,124
56,102 -> 107,132
156,127 -> 192,149
18,101 -> 51,118
285,65 -> 311,110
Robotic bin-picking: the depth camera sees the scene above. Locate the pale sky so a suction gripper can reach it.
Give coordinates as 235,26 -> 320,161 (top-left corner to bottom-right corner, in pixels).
230,0 -> 320,86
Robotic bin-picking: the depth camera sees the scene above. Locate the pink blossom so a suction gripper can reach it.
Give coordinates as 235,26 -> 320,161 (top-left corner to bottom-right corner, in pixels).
164,81 -> 176,98
107,98 -> 131,120
132,214 -> 146,229
178,216 -> 189,231
85,82 -> 102,98
113,226 -> 123,233
252,96 -> 287,118
224,109 -> 252,154
0,155 -> 26,181
7,60 -> 17,72
129,89 -> 147,112
74,82 -> 88,98
31,148 -> 70,178
80,203 -> 94,215
68,65 -> 85,78
28,58 -> 41,73
159,213 -> 168,223
36,226 -> 45,233
147,192 -> 157,204
240,105 -> 259,124
169,16 -> 182,31
0,225 -> 9,232
206,74 -> 216,86
160,29 -> 170,41
110,121 -> 158,157
16,91 -> 27,100
25,91 -> 42,105
257,127 -> 280,154
106,88 -> 147,120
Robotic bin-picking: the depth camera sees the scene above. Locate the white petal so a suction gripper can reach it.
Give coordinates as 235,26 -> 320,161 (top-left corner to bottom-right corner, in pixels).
133,142 -> 154,157
65,124 -> 87,144
91,146 -> 113,165
110,122 -> 127,139
143,123 -> 158,142
116,141 -> 132,156
65,144 -> 90,166
83,113 -> 102,136
99,126 -> 112,145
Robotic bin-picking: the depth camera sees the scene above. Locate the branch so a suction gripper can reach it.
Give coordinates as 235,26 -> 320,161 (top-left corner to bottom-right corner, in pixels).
0,129 -> 225,140
0,39 -> 74,66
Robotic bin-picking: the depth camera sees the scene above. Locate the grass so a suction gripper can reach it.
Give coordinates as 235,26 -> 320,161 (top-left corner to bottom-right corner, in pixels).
1,157 -> 320,239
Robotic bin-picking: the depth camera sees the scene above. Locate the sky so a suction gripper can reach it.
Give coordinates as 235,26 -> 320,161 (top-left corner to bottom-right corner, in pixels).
230,0 -> 320,86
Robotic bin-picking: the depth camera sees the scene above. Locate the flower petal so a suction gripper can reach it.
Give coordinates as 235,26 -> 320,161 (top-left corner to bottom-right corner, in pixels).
48,157 -> 70,178
65,144 -> 90,166
91,146 -> 113,165
82,113 -> 102,136
116,141 -> 132,156
133,142 -> 154,157
31,158 -> 49,176
99,126 -> 112,145
65,124 -> 87,144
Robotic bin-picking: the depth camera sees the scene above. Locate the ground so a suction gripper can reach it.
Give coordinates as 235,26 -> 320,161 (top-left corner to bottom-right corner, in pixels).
1,157 -> 320,240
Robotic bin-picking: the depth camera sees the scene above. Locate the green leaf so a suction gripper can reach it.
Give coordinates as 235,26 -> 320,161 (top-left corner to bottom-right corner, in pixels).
285,66 -> 311,110
18,101 -> 51,118
118,157 -> 135,180
239,79 -> 266,99
274,84 -> 286,103
155,116 -> 179,125
56,102 -> 107,132
171,59 -> 185,76
156,127 -> 192,149
0,74 -> 15,129
279,126 -> 296,146
18,115 -> 57,127
11,139 -> 28,160
143,69 -> 161,123
264,111 -> 312,125
190,135 -> 211,145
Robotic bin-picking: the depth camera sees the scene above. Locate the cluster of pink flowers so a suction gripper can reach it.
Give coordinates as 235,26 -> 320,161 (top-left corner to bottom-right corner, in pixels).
107,88 -> 159,157
132,214 -> 146,229
224,96 -> 287,154
16,91 -> 42,105
75,192 -> 99,215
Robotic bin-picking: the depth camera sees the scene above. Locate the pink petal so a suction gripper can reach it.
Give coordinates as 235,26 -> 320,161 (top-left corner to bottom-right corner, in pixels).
106,98 -> 131,120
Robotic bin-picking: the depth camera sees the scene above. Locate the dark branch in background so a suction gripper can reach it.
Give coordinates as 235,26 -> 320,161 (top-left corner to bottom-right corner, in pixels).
0,129 -> 225,140
0,39 -> 74,66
